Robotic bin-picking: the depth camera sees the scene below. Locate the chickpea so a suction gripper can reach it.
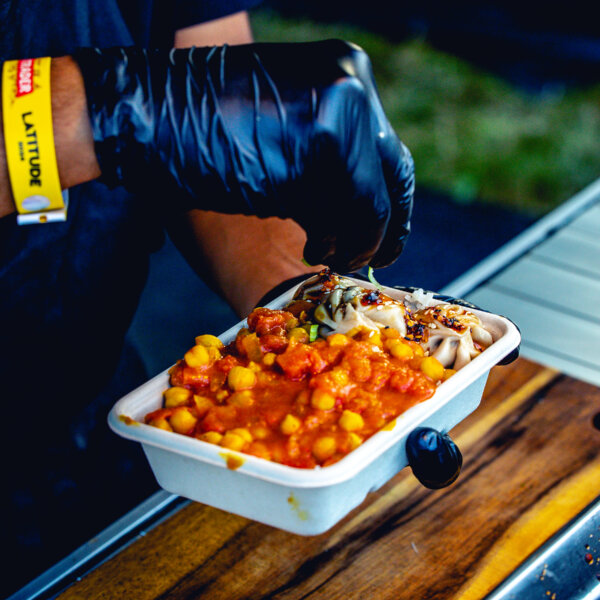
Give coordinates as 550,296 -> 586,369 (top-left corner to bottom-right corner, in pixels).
443,368 -> 457,381
220,432 -> 246,452
184,344 -> 210,368
149,417 -> 173,432
199,431 -> 223,445
251,425 -> 270,440
227,366 -> 257,391
385,339 -> 413,360
207,346 -> 222,361
331,368 -> 349,387
169,407 -> 198,434
347,432 -> 362,451
227,390 -> 255,408
367,330 -> 383,347
412,342 -> 425,357
193,395 -> 214,416
280,414 -> 301,435
312,436 -> 337,461
164,386 -> 192,408
382,327 -> 400,339
216,389 -> 229,402
229,427 -> 253,443
338,410 -> 364,432
420,356 -> 445,381
311,388 -> 336,411
327,333 -> 349,347
195,334 -> 224,348
263,352 -> 276,366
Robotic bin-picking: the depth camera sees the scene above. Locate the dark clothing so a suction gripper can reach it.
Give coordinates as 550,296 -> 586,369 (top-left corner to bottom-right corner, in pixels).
0,1 -> 260,595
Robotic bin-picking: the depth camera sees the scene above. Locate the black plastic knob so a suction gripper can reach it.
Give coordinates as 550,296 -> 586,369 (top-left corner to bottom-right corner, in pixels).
406,427 -> 463,489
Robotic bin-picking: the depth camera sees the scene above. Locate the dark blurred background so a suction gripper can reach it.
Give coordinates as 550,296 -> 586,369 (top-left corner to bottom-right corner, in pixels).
267,1 -> 600,91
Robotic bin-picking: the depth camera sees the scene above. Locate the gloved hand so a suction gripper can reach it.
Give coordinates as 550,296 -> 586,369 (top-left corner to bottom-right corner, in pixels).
73,40 -> 414,273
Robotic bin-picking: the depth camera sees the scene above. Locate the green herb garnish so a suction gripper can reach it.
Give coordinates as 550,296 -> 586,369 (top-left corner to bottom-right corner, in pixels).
367,266 -> 383,290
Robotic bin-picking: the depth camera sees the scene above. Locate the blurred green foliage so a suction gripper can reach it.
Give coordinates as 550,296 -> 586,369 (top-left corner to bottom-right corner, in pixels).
251,9 -> 600,216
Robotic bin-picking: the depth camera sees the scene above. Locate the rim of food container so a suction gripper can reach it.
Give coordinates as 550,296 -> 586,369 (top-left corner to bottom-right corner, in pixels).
108,279 -> 521,488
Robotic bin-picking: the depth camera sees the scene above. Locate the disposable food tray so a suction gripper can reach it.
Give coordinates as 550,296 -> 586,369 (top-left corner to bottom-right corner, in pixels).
109,280 -> 521,535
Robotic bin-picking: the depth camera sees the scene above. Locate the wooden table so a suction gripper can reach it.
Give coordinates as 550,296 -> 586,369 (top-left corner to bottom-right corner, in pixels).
55,358 -> 600,599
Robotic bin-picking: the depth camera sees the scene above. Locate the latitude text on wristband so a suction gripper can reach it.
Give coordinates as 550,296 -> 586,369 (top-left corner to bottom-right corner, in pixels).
2,57 -> 67,224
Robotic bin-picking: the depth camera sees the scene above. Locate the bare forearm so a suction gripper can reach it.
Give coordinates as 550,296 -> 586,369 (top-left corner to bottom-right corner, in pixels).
0,56 -> 100,219
168,11 -> 322,316
169,212 -> 323,318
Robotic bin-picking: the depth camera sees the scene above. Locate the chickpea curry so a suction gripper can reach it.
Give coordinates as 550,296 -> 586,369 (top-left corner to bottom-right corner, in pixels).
145,304 -> 457,469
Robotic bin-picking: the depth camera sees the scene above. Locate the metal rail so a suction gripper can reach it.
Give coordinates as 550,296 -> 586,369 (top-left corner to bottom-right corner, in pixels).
7,491 -> 187,600
484,497 -> 600,600
441,177 -> 600,299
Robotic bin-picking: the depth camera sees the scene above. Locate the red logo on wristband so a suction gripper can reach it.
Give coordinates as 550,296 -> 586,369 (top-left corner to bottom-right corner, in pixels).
16,59 -> 35,97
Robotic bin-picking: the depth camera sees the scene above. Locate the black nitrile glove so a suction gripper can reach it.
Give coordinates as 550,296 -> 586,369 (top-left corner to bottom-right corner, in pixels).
74,41 -> 414,272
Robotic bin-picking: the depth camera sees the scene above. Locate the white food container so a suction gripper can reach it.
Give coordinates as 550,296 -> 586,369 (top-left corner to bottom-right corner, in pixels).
108,280 -> 520,535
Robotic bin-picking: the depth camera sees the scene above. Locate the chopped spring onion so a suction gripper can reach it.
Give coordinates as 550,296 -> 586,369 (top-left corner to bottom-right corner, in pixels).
367,266 -> 383,290
309,324 -> 319,342
301,258 -> 313,267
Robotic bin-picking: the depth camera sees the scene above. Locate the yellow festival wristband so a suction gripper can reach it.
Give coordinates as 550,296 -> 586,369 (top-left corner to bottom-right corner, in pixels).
2,57 -> 68,224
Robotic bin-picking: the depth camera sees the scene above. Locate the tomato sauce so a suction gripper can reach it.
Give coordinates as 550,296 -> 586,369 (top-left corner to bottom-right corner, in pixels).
145,307 -> 442,468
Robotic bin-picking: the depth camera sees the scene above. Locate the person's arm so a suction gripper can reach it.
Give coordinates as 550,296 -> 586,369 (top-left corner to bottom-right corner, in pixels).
168,211 -> 323,317
3,29 -> 415,288
174,10 -> 255,47
0,57 -> 100,219
168,11 -> 322,317
0,11 -> 256,217
0,13 -> 319,316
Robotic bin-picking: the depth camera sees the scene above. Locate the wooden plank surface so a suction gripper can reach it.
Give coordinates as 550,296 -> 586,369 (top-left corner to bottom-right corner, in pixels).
57,359 -> 600,600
